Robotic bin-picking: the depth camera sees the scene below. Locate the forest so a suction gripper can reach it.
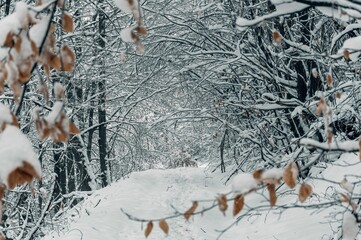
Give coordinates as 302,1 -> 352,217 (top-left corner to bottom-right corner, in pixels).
0,0 -> 360,239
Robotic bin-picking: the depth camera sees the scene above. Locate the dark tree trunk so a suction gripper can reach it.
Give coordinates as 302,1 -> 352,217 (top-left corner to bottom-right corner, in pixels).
98,0 -> 108,187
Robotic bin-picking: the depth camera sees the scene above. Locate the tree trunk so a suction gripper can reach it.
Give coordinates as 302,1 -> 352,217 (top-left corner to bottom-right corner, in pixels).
98,0 -> 108,187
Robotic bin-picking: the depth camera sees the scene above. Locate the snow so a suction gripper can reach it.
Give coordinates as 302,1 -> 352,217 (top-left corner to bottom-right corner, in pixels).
0,103 -> 14,123
44,101 -> 63,125
113,0 -> 138,14
29,15 -> 51,47
120,27 -> 135,42
231,173 -> 258,195
42,154 -> 361,240
338,36 -> 361,61
261,168 -> 283,180
0,125 -> 41,187
236,2 -> 308,30
342,211 -> 358,240
53,82 -> 64,99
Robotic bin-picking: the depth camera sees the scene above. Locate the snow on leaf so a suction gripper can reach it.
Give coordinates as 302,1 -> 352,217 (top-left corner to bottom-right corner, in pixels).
283,162 -> 298,189
158,219 -> 169,235
144,221 -> 153,238
54,82 -> 65,100
184,201 -> 198,221
0,125 -> 41,188
261,168 -> 283,185
342,211 -> 359,240
233,194 -> 244,217
113,0 -> 138,14
232,173 -> 258,195
299,183 -> 312,203
120,27 -> 136,42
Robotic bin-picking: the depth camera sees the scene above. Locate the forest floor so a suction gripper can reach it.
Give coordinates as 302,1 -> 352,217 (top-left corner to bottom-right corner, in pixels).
43,153 -> 361,240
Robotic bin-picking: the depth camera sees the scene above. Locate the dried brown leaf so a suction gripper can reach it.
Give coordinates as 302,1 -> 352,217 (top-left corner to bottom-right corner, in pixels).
233,194 -> 244,217
49,53 -> 61,71
31,40 -> 38,56
326,73 -> 333,87
3,32 -> 14,47
316,97 -> 325,116
253,169 -> 264,182
184,201 -> 198,221
62,12 -> 74,33
144,221 -> 153,238
69,120 -> 80,134
14,36 -> 22,53
283,162 -> 298,189
39,82 -> 49,105
343,50 -> 350,60
327,130 -> 333,144
267,184 -> 277,207
61,45 -> 75,71
299,183 -> 312,203
159,219 -> 169,234
137,26 -> 148,36
217,194 -> 228,215
336,91 -> 341,99
272,31 -> 282,44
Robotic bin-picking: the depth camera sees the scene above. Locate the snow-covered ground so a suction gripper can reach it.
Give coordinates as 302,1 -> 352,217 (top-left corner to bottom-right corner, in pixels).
43,153 -> 361,240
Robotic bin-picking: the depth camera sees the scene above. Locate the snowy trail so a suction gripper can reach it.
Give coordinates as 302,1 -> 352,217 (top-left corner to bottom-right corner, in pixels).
43,154 -> 361,240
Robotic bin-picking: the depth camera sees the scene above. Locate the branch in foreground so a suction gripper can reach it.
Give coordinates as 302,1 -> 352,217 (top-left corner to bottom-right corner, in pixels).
299,138 -> 359,152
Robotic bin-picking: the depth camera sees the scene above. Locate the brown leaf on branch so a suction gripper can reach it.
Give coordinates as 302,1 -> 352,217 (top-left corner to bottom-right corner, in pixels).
144,221 -> 153,238
39,81 -> 49,105
136,26 -> 148,36
343,50 -> 350,60
61,45 -> 75,71
327,130 -> 333,144
283,162 -> 298,189
267,184 -> 277,207
233,194 -> 244,217
253,169 -> 264,183
159,219 -> 169,234
336,91 -> 341,99
299,183 -> 312,203
272,31 -> 282,44
326,73 -> 333,87
184,201 -> 198,221
316,97 -> 325,116
62,12 -> 74,33
217,194 -> 228,215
